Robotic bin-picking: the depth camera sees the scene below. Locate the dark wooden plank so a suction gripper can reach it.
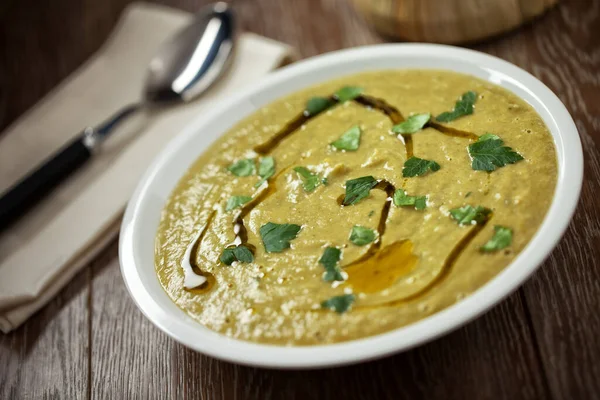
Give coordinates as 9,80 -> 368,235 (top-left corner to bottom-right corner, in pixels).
0,269 -> 89,399
89,240 -> 179,400
473,0 -> 600,397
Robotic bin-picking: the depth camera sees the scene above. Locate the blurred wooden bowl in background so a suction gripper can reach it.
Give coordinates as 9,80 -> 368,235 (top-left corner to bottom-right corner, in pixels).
350,0 -> 558,44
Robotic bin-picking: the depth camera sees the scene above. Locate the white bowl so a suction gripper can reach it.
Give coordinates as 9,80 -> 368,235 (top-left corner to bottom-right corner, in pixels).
119,44 -> 582,368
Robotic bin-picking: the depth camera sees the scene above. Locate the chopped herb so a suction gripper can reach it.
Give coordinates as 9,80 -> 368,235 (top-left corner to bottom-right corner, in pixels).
255,156 -> 276,187
414,197 -> 427,211
321,294 -> 355,314
319,247 -> 344,282
468,134 -> 524,172
349,225 -> 377,246
334,86 -> 364,102
343,176 -> 378,205
225,195 -> 252,211
392,113 -> 431,134
368,210 -> 375,217
322,177 -> 329,185
305,97 -> 334,116
436,91 -> 477,122
220,245 -> 254,265
259,222 -> 302,253
227,159 -> 255,176
393,189 -> 427,210
402,157 -> 441,177
478,133 -> 501,141
331,125 -> 361,151
481,225 -> 513,252
465,191 -> 472,198
293,166 -> 321,192
450,205 -> 492,226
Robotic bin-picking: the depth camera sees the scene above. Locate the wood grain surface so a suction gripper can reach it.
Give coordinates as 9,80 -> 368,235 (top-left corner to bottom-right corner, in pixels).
1,0 -> 599,398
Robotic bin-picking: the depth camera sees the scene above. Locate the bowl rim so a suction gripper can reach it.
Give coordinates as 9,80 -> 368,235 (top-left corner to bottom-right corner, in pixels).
119,43 -> 583,369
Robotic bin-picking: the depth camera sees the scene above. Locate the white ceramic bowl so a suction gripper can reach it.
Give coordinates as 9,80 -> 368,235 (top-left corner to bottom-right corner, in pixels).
119,44 -> 583,368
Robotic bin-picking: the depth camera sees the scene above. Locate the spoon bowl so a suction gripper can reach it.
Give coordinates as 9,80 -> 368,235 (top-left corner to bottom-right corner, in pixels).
145,2 -> 235,104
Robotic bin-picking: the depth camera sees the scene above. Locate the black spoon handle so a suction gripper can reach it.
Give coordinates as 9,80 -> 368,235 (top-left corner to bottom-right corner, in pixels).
0,131 -> 95,230
0,104 -> 141,231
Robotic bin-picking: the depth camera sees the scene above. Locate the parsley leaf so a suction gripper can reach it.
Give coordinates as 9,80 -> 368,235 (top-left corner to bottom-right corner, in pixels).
220,245 -> 254,265
402,157 -> 441,177
321,294 -> 355,314
436,91 -> 477,122
393,189 -> 427,210
305,97 -> 334,116
450,205 -> 492,225
349,225 -> 377,246
335,86 -> 364,102
468,135 -> 524,171
319,247 -> 344,282
414,197 -> 427,210
227,159 -> 255,176
331,125 -> 361,151
478,133 -> 501,141
392,113 -> 431,134
225,195 -> 252,211
293,166 -> 321,192
259,222 -> 302,253
343,176 -> 378,206
255,156 -> 276,187
481,225 -> 513,252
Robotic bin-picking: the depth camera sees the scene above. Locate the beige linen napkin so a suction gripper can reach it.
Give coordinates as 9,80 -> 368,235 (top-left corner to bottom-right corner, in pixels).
0,2 -> 294,333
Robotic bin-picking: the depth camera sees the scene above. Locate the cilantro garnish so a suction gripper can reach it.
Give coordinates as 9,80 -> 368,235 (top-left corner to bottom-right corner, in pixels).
478,133 -> 500,141
227,159 -> 255,176
225,195 -> 252,211
321,294 -> 355,314
220,245 -> 254,265
349,225 -> 377,246
402,157 -> 441,177
481,225 -> 513,252
331,125 -> 361,151
342,176 -> 378,206
319,247 -> 344,282
334,86 -> 364,102
293,166 -> 321,192
259,222 -> 301,253
392,113 -> 431,134
450,205 -> 492,225
468,134 -> 524,171
393,189 -> 427,210
255,156 -> 275,187
436,91 -> 477,122
305,97 -> 334,116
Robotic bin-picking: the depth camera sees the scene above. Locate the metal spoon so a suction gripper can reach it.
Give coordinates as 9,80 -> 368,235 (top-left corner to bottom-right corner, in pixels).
0,2 -> 235,229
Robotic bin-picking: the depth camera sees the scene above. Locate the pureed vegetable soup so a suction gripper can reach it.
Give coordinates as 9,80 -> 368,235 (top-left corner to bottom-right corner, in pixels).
155,70 -> 557,345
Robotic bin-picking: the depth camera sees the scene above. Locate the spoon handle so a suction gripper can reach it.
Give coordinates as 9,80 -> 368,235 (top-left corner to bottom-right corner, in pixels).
0,104 -> 140,231
0,131 -> 94,230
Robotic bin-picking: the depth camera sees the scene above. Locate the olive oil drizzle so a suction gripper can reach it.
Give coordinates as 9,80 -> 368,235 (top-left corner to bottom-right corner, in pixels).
185,211 -> 217,293
358,214 -> 491,309
187,89 -> 492,304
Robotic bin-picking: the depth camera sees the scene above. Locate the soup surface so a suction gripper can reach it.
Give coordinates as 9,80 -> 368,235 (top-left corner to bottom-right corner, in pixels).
155,70 -> 557,345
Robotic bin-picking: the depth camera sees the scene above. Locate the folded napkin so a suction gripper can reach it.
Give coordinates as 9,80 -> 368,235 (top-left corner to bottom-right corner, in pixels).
0,2 -> 294,333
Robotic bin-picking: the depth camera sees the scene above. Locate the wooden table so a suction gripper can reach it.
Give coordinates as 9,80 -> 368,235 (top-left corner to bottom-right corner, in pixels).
1,0 -> 599,398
